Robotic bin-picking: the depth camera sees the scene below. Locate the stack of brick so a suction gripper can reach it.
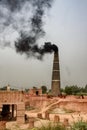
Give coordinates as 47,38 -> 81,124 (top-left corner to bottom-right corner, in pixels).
17,103 -> 25,124
29,118 -> 34,128
0,121 -> 6,130
63,118 -> 69,127
45,111 -> 50,120
54,115 -> 60,122
37,113 -> 42,119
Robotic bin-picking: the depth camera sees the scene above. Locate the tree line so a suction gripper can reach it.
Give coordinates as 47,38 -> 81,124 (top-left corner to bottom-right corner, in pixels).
61,85 -> 87,95
1,85 -> 87,96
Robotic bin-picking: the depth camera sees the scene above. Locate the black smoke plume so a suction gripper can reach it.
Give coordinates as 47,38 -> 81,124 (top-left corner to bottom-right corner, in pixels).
15,40 -> 58,59
0,0 -> 58,59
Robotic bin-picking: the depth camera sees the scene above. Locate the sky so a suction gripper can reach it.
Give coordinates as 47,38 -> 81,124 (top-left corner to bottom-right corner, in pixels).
0,0 -> 87,89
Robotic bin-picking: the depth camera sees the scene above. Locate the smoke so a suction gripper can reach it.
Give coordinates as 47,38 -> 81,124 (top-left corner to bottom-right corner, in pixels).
0,0 -> 58,59
15,40 -> 58,59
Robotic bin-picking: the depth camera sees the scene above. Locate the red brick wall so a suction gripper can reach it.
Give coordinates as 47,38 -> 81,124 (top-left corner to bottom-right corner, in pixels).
0,91 -> 24,103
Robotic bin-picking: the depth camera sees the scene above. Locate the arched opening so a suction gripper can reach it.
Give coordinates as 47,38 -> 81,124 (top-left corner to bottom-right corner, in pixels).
36,91 -> 39,96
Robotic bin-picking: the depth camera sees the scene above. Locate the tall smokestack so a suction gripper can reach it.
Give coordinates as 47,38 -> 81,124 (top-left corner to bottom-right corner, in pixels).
51,50 -> 61,96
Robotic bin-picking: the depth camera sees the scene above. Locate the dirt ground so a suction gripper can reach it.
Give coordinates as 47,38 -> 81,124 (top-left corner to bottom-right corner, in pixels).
6,96 -> 87,129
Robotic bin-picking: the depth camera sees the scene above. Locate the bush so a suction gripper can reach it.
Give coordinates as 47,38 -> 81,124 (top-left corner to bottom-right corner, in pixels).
34,123 -> 66,130
31,121 -> 87,130
71,120 -> 87,130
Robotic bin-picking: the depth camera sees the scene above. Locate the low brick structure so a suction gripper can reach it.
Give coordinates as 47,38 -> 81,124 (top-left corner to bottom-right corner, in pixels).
37,113 -> 42,119
29,88 -> 42,96
45,111 -> 50,120
29,118 -> 34,128
54,115 -> 60,122
0,121 -> 6,130
63,118 -> 69,127
0,91 -> 25,124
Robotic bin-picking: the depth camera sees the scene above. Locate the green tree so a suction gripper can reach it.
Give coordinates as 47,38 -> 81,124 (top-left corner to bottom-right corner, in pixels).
25,88 -> 29,92
60,88 -> 65,93
65,85 -> 79,95
65,86 -> 72,95
0,86 -> 7,90
85,84 -> 87,92
33,86 -> 37,89
41,86 -> 47,94
80,87 -> 85,93
71,85 -> 79,94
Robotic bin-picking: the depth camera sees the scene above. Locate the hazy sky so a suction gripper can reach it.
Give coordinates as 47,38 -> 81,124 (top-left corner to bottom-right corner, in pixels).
0,0 -> 87,89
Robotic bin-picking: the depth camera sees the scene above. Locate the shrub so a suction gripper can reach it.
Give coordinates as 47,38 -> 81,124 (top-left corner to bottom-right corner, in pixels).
37,123 -> 66,130
71,120 -> 87,130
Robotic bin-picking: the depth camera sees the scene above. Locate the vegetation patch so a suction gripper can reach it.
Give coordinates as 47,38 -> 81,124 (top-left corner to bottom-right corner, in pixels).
71,120 -> 87,130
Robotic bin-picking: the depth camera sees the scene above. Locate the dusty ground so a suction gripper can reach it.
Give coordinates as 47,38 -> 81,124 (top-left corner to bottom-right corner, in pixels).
6,96 -> 87,129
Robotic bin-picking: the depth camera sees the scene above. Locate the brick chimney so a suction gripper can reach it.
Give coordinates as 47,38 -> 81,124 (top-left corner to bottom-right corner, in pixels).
51,51 -> 61,96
